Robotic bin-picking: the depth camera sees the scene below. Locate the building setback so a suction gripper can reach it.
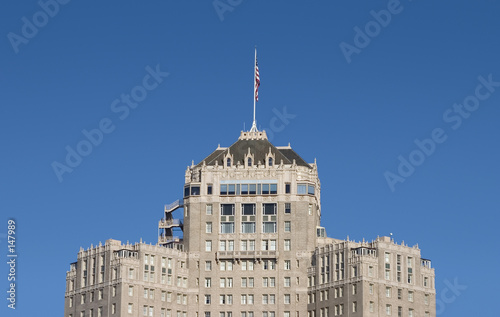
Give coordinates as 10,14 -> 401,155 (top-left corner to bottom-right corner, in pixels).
65,130 -> 436,317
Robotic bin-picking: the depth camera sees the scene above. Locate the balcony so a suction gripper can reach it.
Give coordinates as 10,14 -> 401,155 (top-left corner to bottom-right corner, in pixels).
158,236 -> 180,244
216,250 -> 278,261
159,218 -> 183,229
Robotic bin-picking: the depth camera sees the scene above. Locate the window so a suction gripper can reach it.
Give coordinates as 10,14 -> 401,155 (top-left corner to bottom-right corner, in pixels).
263,222 -> 276,233
207,184 -> 212,195
263,278 -> 268,287
242,222 -> 256,233
269,276 -> 276,286
369,302 -> 374,313
129,286 -> 134,296
205,295 -> 211,304
269,294 -> 276,304
398,289 -> 402,299
242,204 -> 256,215
352,302 -> 357,313
128,304 -> 133,314
285,203 -> 291,214
284,240 -> 291,251
284,294 -> 291,304
408,309 -> 414,317
191,186 -> 200,195
263,294 -> 268,304
297,184 -> 306,194
368,266 -> 373,277
352,284 -> 357,295
369,284 -> 374,295
284,277 -> 291,287
284,260 -> 291,270
221,222 -> 235,234
284,221 -> 291,232
386,305 -> 391,316
263,203 -> 277,215
386,287 -> 391,298
227,158 -> 231,167
205,261 -> 212,271
205,278 -> 211,288
408,291 -> 414,302
285,183 -> 291,194
268,157 -> 273,166
241,278 -> 247,288
206,204 -> 213,215
205,241 -> 212,252
221,204 -> 235,215
112,303 -> 116,314
206,222 -> 212,233
307,185 -> 315,195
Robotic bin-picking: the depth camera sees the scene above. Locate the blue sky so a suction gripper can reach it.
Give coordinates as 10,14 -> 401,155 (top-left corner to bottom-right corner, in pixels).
1,1 -> 499,316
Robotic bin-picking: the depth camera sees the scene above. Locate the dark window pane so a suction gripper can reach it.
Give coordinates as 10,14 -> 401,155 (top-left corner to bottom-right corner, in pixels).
228,184 -> 235,195
184,187 -> 190,197
191,186 -> 200,196
220,184 -> 228,195
249,184 -> 256,195
262,184 -> 269,195
242,204 -> 255,215
221,204 -> 234,215
270,184 -> 277,195
207,185 -> 212,195
308,185 -> 315,195
285,184 -> 291,194
263,203 -> 277,215
241,184 -> 249,195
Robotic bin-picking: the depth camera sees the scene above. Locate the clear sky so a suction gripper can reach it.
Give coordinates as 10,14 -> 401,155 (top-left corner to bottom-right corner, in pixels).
1,1 -> 499,316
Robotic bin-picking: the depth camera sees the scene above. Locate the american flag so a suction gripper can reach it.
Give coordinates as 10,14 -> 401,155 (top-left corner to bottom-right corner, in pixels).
255,59 -> 260,101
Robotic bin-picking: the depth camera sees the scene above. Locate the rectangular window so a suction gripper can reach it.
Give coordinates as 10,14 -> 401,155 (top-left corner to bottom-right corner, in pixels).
297,184 -> 306,194
206,204 -> 213,215
221,222 -> 235,234
284,221 -> 291,232
285,183 -> 291,194
206,222 -> 212,233
263,222 -> 276,233
307,185 -> 315,195
263,203 -> 277,215
284,294 -> 291,304
242,222 -> 256,233
205,240 -> 212,252
284,239 -> 291,251
205,261 -> 212,271
242,204 -> 256,215
386,305 -> 391,316
284,260 -> 291,270
386,287 -> 391,298
207,184 -> 212,195
408,291 -> 414,302
221,204 -> 235,215
285,203 -> 291,214
284,277 -> 291,287
205,295 -> 211,305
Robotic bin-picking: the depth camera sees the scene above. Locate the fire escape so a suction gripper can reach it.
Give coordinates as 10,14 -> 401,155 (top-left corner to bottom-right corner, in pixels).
158,199 -> 184,247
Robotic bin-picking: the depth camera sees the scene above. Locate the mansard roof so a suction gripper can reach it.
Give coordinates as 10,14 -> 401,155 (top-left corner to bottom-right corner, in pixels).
196,131 -> 311,168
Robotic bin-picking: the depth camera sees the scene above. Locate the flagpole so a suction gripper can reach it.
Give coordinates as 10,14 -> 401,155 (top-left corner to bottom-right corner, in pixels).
250,46 -> 258,132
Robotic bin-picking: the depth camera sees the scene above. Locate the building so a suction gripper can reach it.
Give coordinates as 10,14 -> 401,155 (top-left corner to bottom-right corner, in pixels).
65,130 -> 436,317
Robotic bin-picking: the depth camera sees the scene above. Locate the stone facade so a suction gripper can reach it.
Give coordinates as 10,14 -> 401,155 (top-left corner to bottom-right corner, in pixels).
65,131 -> 435,317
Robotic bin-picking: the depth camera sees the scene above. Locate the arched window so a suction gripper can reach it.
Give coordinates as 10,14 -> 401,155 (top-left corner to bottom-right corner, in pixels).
248,158 -> 252,166
268,157 -> 273,166
226,158 -> 231,167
